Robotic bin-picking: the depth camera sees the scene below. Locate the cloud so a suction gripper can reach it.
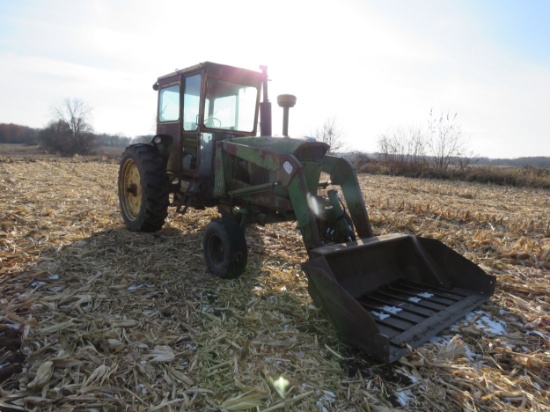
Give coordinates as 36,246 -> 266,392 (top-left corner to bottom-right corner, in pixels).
0,0 -> 548,157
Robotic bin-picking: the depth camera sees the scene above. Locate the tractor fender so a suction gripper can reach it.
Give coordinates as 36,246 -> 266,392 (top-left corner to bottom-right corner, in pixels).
151,134 -> 173,166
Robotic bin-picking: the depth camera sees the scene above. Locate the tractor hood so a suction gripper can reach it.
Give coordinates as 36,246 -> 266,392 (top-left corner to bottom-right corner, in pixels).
230,136 -> 330,159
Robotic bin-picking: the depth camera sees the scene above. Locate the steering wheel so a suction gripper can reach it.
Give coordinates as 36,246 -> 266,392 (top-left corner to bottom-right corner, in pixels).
204,116 -> 222,128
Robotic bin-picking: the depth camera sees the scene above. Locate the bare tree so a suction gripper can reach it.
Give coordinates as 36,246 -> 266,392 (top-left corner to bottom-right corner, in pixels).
314,117 -> 347,153
42,98 -> 96,155
378,126 -> 427,171
377,110 -> 473,174
428,110 -> 470,171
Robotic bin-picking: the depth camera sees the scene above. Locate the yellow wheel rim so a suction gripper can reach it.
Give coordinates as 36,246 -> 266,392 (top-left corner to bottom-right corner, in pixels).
121,159 -> 142,221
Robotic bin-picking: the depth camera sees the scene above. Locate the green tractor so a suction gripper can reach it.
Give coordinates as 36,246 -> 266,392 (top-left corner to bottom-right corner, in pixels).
118,62 -> 495,363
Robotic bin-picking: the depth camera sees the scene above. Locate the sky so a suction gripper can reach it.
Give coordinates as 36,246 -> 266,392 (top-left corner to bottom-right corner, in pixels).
0,0 -> 549,159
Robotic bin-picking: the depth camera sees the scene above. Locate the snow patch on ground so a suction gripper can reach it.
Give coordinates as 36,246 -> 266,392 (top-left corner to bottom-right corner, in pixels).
395,389 -> 413,407
475,314 -> 507,335
528,330 -> 550,339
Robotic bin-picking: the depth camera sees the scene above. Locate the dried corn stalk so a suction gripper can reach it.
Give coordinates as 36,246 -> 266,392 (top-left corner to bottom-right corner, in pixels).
0,155 -> 548,411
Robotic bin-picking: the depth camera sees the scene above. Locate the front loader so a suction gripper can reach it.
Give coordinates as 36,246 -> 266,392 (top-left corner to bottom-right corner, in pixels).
118,62 -> 496,363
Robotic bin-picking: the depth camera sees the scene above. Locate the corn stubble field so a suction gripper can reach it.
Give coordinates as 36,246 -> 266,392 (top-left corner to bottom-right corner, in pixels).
0,148 -> 549,411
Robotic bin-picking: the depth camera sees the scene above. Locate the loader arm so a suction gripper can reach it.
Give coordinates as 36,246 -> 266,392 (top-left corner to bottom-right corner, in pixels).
320,155 -> 374,239
214,140 -> 324,249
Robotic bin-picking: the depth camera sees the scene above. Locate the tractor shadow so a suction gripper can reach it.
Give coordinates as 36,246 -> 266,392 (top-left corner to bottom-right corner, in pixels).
0,222 -> 331,391
2,221 -> 529,411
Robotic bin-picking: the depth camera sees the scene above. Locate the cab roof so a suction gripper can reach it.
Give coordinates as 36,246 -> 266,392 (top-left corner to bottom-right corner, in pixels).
156,62 -> 262,84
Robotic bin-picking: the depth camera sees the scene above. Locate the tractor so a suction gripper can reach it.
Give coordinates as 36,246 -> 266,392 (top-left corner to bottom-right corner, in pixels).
118,62 -> 495,363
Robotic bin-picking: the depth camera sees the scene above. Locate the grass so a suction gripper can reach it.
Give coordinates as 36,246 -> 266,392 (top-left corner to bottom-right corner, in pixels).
0,143 -> 124,162
356,158 -> 550,189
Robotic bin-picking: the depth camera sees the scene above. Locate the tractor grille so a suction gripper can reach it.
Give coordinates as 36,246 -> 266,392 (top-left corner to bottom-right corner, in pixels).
232,157 -> 270,185
294,145 -> 328,162
250,166 -> 270,185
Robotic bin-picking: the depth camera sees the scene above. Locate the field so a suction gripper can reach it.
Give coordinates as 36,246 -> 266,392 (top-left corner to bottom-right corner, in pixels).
1,146 -> 549,411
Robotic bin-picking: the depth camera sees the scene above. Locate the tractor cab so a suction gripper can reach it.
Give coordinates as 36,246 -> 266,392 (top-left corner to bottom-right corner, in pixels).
152,62 -> 263,178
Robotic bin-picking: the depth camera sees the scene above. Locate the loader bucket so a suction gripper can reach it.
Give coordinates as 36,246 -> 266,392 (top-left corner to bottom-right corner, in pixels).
302,233 -> 496,363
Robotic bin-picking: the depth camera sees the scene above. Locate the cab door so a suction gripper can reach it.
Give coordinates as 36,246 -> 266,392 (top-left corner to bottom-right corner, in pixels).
156,82 -> 181,174
181,72 -> 203,177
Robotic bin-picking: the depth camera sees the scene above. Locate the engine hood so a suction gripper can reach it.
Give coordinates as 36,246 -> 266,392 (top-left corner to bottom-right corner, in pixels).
230,136 -> 329,159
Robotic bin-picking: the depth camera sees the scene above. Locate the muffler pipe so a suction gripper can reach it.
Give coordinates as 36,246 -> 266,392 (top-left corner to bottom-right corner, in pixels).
260,65 -> 272,136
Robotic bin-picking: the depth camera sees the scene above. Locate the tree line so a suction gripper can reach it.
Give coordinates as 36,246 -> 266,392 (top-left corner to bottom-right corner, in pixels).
476,157 -> 550,168
1,98 -> 151,156
0,123 -> 39,145
376,110 -> 473,174
0,121 -> 139,155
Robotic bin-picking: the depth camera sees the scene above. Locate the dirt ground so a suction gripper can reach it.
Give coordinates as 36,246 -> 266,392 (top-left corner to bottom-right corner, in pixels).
0,146 -> 548,411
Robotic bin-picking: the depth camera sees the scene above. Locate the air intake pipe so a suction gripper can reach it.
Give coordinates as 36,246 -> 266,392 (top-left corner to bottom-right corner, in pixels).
277,94 -> 297,137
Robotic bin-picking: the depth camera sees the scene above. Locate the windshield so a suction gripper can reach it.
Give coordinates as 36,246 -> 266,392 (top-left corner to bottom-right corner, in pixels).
204,77 -> 258,132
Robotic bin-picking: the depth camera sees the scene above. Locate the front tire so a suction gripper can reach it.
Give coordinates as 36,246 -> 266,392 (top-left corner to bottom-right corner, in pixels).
203,218 -> 248,279
118,144 -> 169,232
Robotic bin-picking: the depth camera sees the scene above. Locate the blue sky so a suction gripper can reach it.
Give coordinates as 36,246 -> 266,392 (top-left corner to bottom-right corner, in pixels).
466,0 -> 550,64
0,0 -> 548,158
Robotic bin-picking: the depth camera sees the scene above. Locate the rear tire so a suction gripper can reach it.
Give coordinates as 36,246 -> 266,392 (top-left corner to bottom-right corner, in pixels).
203,218 -> 248,279
118,144 -> 169,232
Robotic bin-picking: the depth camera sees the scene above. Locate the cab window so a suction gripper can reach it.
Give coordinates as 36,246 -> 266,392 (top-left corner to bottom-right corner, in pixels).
204,78 -> 258,132
158,85 -> 179,122
183,74 -> 202,131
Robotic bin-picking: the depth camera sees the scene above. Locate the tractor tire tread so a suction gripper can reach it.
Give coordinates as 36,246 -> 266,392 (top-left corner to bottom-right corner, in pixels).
119,144 -> 169,232
203,218 -> 248,279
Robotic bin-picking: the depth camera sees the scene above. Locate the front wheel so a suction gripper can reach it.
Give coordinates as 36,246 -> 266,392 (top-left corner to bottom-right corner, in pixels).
203,218 -> 248,279
118,144 -> 169,232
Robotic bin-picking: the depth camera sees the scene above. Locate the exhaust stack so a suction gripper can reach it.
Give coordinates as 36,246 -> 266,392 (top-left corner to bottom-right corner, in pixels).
260,66 -> 272,136
277,94 -> 297,137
